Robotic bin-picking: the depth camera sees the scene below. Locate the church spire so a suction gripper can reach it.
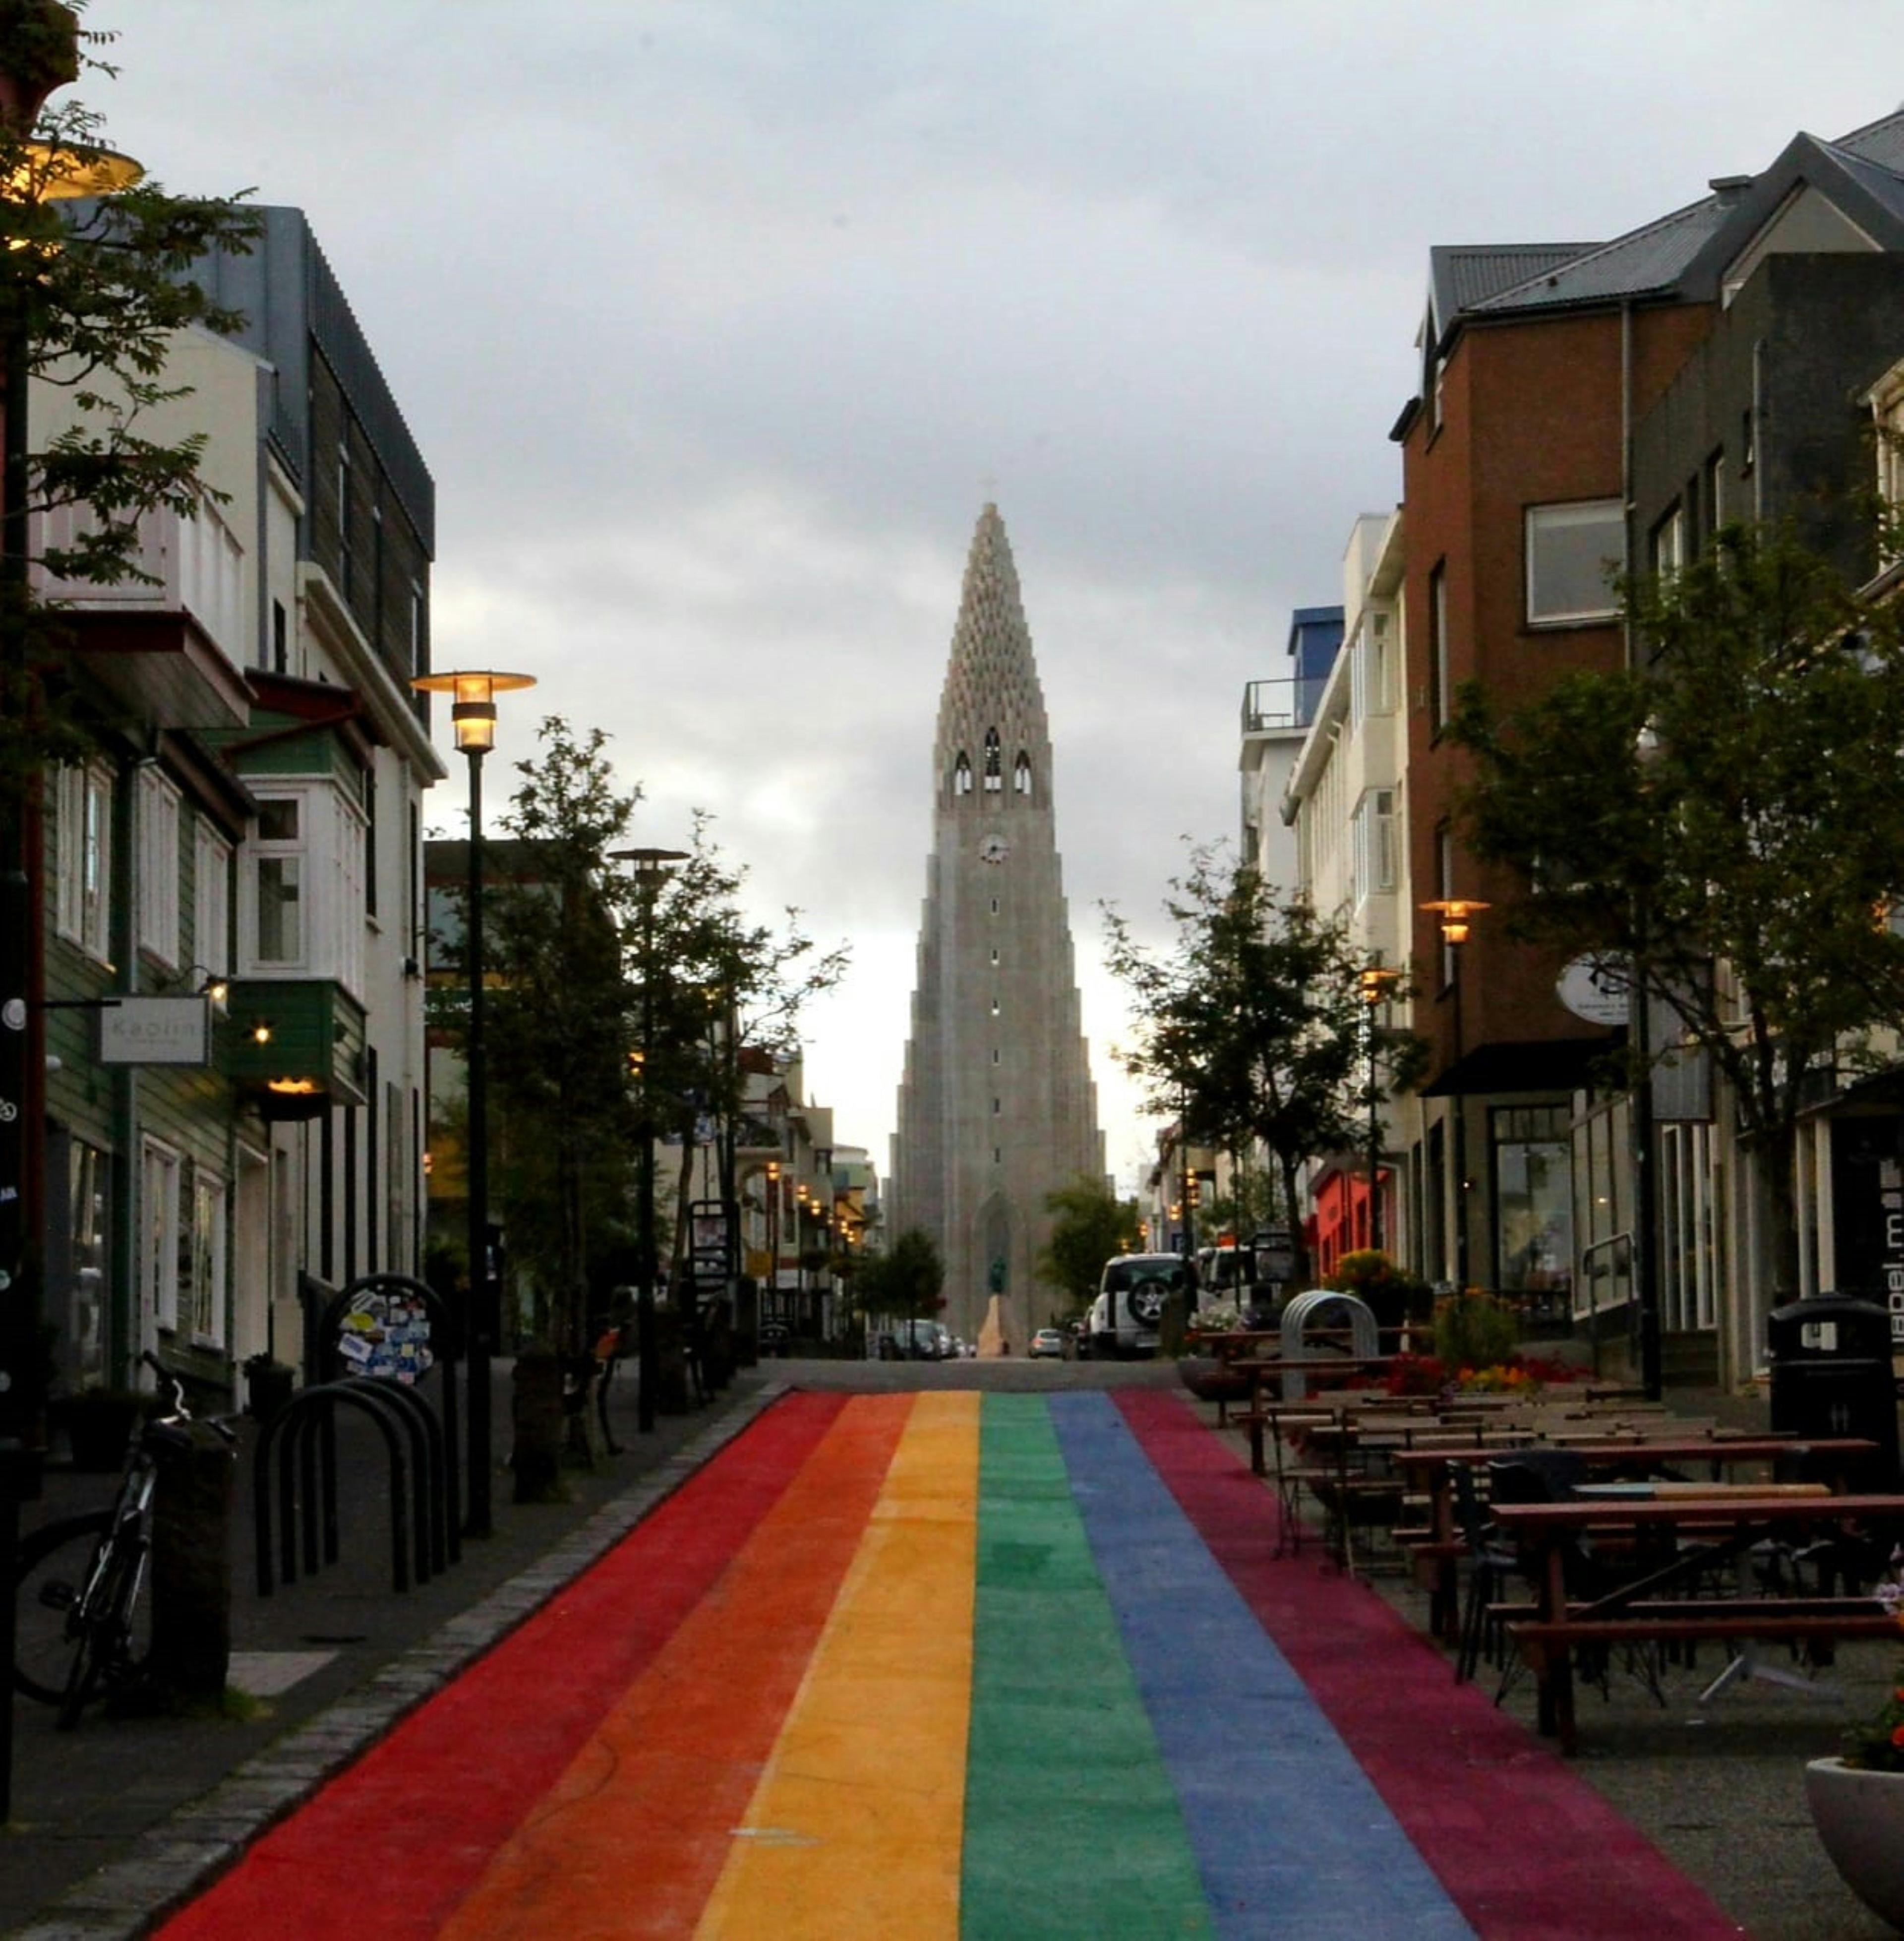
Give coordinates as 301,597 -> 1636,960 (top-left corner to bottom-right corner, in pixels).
934,503 -> 1052,790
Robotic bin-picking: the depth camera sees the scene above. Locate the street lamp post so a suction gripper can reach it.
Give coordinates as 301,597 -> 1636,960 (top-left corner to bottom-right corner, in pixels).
1358,964 -> 1402,1254
766,1158 -> 781,1327
412,669 -> 535,1537
1420,900 -> 1489,1290
608,846 -> 687,1432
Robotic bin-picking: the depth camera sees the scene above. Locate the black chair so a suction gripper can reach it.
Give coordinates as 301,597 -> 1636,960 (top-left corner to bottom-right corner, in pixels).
1451,1462 -> 1520,1688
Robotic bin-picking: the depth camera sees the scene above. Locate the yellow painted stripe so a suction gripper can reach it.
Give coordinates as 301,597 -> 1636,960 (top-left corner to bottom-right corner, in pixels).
695,1390 -> 980,1941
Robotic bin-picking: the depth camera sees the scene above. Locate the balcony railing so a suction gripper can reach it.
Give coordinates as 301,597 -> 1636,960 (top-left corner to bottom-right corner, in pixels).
1242,674 -> 1327,736
32,497 -> 248,669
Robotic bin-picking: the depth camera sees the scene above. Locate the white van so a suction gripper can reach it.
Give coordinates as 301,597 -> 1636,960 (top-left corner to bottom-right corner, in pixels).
1088,1253 -> 1198,1359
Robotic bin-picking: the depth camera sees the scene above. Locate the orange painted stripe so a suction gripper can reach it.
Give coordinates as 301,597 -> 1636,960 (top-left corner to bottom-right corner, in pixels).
439,1392 -> 912,1940
694,1390 -> 980,1940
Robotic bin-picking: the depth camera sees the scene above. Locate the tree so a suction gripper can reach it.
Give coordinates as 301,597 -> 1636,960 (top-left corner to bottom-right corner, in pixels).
1104,846 -> 1415,1289
852,1227 -> 943,1323
1035,1177 -> 1138,1320
1,2 -> 258,792
632,814 -> 849,1294
1447,520 -> 1904,1296
480,721 -> 643,1357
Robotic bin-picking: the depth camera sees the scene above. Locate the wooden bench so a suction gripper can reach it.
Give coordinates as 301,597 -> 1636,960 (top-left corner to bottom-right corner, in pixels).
1508,1599 -> 1896,1751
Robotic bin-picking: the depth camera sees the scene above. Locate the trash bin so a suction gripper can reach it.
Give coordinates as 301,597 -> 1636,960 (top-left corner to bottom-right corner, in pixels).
1766,1294 -> 1901,1489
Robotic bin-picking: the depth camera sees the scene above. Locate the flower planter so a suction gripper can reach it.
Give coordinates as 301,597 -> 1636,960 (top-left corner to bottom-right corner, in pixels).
1806,1757 -> 1904,1930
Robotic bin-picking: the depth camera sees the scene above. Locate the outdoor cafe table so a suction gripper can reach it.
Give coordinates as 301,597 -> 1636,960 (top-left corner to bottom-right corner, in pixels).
1392,1435 -> 1878,1638
1488,1489 -> 1904,1753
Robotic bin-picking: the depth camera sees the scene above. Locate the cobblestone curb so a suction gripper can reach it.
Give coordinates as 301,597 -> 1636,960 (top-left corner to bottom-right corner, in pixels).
12,1384 -> 789,1941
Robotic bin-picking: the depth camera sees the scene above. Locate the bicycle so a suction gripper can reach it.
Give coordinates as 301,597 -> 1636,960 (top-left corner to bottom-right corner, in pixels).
14,1351 -> 233,1728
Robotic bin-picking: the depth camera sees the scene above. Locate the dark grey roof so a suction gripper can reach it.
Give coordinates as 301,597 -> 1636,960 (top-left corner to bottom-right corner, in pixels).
1429,107 -> 1904,342
1834,108 -> 1904,172
1468,196 -> 1725,315
1428,244 -> 1596,326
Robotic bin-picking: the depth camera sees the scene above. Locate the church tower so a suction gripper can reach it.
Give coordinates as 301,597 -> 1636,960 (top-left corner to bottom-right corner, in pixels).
890,505 -> 1105,1348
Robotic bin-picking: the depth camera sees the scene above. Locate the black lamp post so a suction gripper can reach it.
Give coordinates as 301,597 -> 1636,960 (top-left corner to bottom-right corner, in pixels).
412,668 -> 535,1537
608,846 -> 687,1425
1358,964 -> 1401,1254
1420,899 -> 1488,1289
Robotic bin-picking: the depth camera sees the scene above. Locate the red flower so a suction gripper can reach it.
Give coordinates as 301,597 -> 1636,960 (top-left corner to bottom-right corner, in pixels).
1889,1723 -> 1904,1748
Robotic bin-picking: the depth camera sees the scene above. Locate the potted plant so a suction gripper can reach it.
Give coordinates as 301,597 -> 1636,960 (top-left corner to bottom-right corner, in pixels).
1805,1562 -> 1904,1928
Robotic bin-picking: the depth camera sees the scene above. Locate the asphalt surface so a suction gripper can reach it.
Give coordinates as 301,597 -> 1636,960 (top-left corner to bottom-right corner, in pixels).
0,1351 -> 1895,1936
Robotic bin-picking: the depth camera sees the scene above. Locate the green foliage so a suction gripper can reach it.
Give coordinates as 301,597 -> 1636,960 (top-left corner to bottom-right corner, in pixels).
1104,846 -> 1423,1289
0,11 -> 258,796
1035,1177 -> 1139,1315
1448,520 -> 1904,1291
1432,1290 -> 1520,1372
483,721 -> 644,1353
853,1228 -> 943,1320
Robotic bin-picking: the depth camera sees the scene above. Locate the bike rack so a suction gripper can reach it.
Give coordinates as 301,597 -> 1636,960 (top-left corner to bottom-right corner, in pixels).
319,1273 -> 463,1543
255,1384 -> 414,1595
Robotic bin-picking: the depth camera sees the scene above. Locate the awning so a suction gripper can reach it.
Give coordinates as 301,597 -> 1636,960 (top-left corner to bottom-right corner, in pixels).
1418,1035 -> 1617,1098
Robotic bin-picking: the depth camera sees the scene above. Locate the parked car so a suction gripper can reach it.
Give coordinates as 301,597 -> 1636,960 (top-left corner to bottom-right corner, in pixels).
1029,1328 -> 1067,1359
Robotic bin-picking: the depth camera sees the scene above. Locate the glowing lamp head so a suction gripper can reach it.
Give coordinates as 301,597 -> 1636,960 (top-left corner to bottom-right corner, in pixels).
410,669 -> 536,753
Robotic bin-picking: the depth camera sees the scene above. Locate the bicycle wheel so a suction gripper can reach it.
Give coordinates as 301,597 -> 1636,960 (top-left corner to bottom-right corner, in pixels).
57,1533 -> 149,1730
14,1512 -> 112,1706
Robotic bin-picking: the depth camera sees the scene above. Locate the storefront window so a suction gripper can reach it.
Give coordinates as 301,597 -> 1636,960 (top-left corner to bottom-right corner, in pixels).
1493,1106 -> 1572,1297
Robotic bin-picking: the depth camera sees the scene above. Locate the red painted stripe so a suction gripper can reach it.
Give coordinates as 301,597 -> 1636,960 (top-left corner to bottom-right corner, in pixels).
442,1394 -> 911,1938
1116,1390 -> 1744,1941
159,1392 -> 846,1941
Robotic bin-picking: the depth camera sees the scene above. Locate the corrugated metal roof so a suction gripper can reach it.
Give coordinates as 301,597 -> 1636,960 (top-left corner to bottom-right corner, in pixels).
1469,195 -> 1726,313
1431,243 -> 1597,320
1834,107 -> 1904,172
1815,139 -> 1904,224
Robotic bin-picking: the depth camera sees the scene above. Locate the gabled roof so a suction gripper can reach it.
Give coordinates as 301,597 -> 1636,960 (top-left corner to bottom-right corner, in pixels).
1428,244 -> 1598,330
1428,107 -> 1904,344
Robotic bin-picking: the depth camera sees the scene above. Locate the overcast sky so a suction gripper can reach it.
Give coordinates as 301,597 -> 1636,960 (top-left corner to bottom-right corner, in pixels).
87,2 -> 1880,1190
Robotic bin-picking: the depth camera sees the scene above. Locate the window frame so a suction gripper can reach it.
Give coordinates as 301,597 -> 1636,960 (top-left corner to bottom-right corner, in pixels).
136,767 -> 181,970
141,1137 -> 180,1336
55,760 -> 114,964
1525,498 -> 1626,628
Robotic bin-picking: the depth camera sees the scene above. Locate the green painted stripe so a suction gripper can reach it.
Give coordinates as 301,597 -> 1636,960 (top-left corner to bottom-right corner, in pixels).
960,1395 -> 1212,1941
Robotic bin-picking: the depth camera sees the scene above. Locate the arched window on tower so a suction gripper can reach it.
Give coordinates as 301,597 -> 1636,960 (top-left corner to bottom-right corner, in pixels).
983,728 -> 1002,792
1014,751 -> 1032,797
953,751 -> 972,796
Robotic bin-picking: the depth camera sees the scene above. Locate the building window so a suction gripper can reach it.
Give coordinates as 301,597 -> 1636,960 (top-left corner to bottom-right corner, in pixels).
409,584 -> 425,676
990,948 -> 1000,965
1428,561 -> 1449,728
991,996 -> 1000,1016
361,763 -> 378,919
193,820 -> 231,979
983,728 -> 1002,791
1353,789 -> 1396,903
992,1048 -> 1000,1064
992,1097 -> 1001,1115
55,761 -> 113,964
141,1139 -> 180,1335
188,1171 -> 226,1347
272,598 -> 288,675
1014,751 -> 1031,796
136,768 -> 180,969
1492,1105 -> 1572,1298
989,898 -> 998,915
1526,499 -> 1624,626
1650,503 -> 1685,580
253,797 -> 303,966
953,752 -> 972,796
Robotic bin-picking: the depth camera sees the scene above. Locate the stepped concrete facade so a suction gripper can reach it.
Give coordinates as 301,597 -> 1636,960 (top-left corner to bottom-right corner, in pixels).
890,506 -> 1105,1347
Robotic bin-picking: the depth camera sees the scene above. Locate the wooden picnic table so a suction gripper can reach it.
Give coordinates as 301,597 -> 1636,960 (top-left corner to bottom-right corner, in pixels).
1391,1435 -> 1875,1639
1489,1488 -> 1904,1752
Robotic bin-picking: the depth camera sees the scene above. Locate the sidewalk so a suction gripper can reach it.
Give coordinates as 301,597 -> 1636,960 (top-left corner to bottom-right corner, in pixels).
1,1363 -> 777,1938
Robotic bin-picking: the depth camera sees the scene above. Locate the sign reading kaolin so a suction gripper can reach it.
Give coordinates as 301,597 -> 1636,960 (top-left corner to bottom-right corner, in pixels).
96,996 -> 210,1066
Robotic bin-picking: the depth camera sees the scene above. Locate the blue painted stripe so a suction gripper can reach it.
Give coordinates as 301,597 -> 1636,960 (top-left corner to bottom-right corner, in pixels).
1047,1392 -> 1475,1941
